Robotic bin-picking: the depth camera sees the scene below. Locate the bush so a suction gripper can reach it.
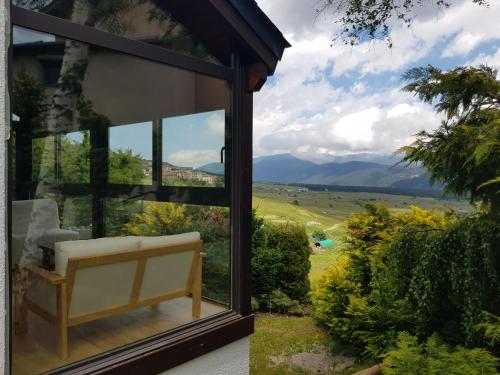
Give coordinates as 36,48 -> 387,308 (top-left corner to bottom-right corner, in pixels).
266,223 -> 311,302
312,204 -> 500,358
262,289 -> 305,316
383,332 -> 499,375
312,230 -> 327,241
251,212 -> 311,306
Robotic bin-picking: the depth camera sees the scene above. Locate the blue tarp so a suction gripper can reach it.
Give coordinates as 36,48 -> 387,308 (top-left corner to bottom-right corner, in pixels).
315,239 -> 335,247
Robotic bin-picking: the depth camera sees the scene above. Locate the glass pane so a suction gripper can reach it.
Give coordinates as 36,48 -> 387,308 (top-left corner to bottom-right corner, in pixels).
109,122 -> 152,185
104,200 -> 231,303
11,26 -> 231,374
12,0 -> 223,65
163,110 -> 225,187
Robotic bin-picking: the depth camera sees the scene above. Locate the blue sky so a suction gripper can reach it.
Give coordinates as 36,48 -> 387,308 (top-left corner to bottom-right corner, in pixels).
108,111 -> 225,168
14,2 -> 500,166
254,0 -> 500,163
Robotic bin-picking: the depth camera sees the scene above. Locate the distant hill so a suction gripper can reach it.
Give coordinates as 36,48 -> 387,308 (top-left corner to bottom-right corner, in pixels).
253,153 -> 440,190
197,163 -> 224,175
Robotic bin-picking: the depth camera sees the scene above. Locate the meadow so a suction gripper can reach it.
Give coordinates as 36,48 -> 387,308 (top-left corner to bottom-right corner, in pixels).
252,182 -> 474,286
250,183 -> 477,374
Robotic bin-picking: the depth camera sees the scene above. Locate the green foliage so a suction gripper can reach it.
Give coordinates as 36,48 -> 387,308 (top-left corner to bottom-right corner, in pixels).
383,332 -> 499,375
400,65 -> 500,211
292,199 -> 300,206
266,223 -> 311,302
251,213 -> 311,305
312,230 -> 327,241
474,312 -> 500,353
311,204 -> 500,358
318,0 -> 487,47
109,149 -> 146,184
251,297 -> 260,312
262,289 -> 306,316
125,203 -> 231,303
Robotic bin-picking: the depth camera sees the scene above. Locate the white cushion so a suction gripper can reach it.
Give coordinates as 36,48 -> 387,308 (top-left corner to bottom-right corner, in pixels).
55,236 -> 140,276
37,228 -> 80,249
139,232 -> 201,249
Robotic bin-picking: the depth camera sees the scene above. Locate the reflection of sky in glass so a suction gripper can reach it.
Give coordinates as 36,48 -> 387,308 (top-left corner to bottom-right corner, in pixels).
163,110 -> 225,168
65,131 -> 85,143
109,122 -> 152,160
13,26 -> 55,45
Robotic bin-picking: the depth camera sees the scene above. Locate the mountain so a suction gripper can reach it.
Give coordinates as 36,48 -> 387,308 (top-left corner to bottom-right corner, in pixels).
197,163 -> 224,175
253,153 -> 439,190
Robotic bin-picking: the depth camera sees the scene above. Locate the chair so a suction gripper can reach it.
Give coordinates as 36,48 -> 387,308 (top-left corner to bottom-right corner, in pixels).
12,199 -> 80,268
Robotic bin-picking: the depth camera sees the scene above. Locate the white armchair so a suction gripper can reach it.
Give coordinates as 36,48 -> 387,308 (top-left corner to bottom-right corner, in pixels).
12,199 -> 80,268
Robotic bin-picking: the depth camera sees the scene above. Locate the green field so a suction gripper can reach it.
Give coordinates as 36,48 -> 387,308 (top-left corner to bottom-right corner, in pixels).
250,184 -> 475,374
253,183 -> 474,286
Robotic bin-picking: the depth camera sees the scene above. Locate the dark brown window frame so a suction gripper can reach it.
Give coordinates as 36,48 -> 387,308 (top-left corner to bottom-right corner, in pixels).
8,5 -> 254,375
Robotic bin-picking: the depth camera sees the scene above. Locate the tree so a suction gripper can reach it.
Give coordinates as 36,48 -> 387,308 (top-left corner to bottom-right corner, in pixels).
398,65 -> 500,213
317,0 -> 488,47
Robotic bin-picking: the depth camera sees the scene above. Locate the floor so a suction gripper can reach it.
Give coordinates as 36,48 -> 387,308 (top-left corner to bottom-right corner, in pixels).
12,297 -> 226,375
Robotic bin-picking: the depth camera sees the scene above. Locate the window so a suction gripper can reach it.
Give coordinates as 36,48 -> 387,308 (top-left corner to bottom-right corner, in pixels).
10,25 -> 232,374
109,122 -> 152,185
163,110 -> 226,187
13,0 -> 224,65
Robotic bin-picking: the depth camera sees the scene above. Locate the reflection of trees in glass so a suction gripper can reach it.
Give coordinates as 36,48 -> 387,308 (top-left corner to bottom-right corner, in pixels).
124,203 -> 231,303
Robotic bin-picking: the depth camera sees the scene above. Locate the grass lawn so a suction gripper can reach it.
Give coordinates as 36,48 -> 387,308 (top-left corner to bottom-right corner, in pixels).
251,314 -> 374,375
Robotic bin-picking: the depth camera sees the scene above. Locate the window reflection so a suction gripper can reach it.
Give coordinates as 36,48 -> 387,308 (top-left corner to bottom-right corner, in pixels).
12,0 -> 223,65
109,122 -> 152,185
163,110 -> 225,187
11,26 -> 231,374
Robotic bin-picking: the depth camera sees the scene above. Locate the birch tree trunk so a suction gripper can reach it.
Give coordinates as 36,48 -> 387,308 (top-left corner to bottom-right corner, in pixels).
14,0 -> 94,328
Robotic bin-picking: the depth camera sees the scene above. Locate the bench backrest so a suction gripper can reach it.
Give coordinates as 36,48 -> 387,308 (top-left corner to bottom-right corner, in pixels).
65,241 -> 202,322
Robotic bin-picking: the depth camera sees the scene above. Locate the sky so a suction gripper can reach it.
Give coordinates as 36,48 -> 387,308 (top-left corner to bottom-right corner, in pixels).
253,0 -> 500,163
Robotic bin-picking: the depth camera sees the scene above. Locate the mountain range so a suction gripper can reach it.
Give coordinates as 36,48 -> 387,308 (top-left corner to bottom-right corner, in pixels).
252,154 -> 439,189
197,153 -> 440,190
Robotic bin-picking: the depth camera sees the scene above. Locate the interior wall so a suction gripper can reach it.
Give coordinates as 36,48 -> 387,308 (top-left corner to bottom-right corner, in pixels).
0,0 -> 8,372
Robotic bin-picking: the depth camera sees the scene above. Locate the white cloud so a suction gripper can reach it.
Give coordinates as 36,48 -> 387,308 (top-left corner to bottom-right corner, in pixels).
168,149 -> 218,168
206,111 -> 225,137
253,0 -> 500,162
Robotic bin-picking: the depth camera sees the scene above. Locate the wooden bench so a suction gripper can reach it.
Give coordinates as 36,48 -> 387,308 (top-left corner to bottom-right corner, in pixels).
15,238 -> 205,359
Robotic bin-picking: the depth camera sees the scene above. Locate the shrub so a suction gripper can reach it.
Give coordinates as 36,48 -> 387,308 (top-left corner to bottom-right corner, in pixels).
312,204 -> 500,358
292,199 -> 300,206
383,332 -> 499,375
251,212 -> 312,307
312,230 -> 327,241
251,297 -> 260,312
266,223 -> 311,302
262,289 -> 305,316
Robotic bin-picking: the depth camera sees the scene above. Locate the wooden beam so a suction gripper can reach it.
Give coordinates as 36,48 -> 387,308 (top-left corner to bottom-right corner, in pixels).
248,62 -> 268,92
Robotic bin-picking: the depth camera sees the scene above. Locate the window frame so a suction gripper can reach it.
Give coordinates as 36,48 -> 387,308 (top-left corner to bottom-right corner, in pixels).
8,5 -> 254,375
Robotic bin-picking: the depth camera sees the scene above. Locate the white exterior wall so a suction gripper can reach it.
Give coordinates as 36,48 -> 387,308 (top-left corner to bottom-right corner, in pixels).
161,338 -> 250,375
0,2 -> 250,374
0,0 -> 8,373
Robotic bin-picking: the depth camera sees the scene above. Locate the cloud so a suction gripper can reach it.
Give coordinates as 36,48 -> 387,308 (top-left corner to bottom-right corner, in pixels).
167,149 -> 219,168
254,0 -> 499,162
206,111 -> 225,138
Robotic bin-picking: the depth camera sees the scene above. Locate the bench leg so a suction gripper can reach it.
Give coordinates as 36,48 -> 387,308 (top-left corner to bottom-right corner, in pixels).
14,293 -> 28,335
57,283 -> 68,359
192,255 -> 202,319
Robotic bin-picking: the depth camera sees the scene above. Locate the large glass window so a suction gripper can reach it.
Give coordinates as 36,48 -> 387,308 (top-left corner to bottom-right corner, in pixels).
12,0 -> 223,65
11,26 -> 231,374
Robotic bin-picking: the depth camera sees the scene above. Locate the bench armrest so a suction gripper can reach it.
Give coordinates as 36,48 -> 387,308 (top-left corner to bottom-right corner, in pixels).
27,266 -> 66,285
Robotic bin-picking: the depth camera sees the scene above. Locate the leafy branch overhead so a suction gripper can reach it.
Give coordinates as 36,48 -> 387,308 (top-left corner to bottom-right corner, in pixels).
398,65 -> 500,212
318,0 -> 488,46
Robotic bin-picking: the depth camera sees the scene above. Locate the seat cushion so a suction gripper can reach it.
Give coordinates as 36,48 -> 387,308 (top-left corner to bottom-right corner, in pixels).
139,232 -> 201,249
55,236 -> 140,276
